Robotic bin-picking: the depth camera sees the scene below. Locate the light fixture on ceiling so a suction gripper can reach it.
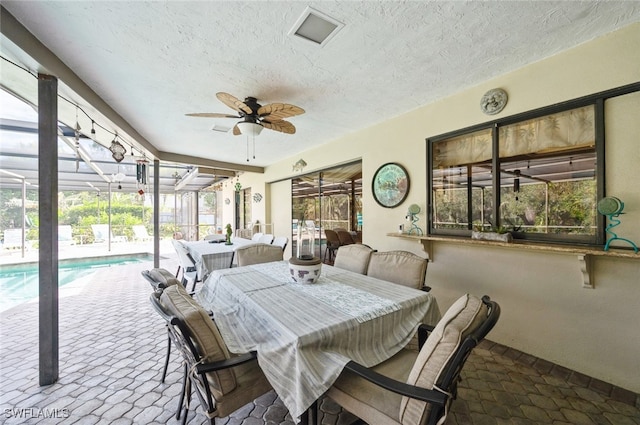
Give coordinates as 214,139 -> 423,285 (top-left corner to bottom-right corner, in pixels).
236,121 -> 264,136
289,6 -> 344,47
237,122 -> 263,162
292,159 -> 307,172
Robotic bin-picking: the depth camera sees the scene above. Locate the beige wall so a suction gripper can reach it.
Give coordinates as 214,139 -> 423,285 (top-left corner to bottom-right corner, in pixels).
232,23 -> 640,392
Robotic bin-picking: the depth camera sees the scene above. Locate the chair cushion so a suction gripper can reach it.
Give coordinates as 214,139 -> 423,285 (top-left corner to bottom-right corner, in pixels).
367,251 -> 428,289
213,358 -> 273,417
328,349 -> 417,425
399,294 -> 487,424
160,285 -> 237,398
149,268 -> 181,287
236,243 -> 283,266
333,244 -> 373,274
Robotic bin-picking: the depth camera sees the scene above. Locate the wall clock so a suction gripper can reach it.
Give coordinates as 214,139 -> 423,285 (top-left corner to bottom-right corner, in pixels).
372,162 -> 410,208
480,88 -> 508,115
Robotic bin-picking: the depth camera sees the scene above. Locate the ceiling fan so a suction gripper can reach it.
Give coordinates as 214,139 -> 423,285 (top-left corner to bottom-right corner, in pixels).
186,92 -> 305,136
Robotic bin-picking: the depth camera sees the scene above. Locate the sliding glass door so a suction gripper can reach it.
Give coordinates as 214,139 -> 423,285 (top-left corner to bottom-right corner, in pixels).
291,161 -> 362,259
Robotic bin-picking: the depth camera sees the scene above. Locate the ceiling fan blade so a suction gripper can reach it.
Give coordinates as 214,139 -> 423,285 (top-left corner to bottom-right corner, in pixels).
232,124 -> 241,136
258,103 -> 305,121
262,119 -> 296,134
185,112 -> 240,118
216,92 -> 252,115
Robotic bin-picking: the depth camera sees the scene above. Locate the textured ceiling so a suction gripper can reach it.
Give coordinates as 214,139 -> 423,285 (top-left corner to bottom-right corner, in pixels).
2,1 -> 640,170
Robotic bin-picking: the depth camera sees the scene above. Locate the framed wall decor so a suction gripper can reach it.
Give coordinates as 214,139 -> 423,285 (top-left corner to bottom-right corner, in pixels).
372,162 -> 410,208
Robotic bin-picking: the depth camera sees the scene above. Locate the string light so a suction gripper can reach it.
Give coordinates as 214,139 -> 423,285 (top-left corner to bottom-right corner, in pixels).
3,54 -> 146,165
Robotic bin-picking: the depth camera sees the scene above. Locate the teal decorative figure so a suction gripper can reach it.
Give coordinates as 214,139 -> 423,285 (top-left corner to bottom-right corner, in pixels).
405,204 -> 423,236
597,197 -> 638,253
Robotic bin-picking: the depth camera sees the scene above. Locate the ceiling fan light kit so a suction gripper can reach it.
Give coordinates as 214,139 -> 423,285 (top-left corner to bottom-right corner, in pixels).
237,121 -> 264,136
187,92 -> 304,136
186,92 -> 304,161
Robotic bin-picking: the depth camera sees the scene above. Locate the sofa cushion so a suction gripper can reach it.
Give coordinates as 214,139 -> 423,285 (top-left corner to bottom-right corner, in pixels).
160,285 -> 237,397
399,294 -> 487,424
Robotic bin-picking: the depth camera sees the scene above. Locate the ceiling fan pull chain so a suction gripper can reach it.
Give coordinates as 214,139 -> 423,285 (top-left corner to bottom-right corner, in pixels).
253,134 -> 256,159
246,135 -> 249,162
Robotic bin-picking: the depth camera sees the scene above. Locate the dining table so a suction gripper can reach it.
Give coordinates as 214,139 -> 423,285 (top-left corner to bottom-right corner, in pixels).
195,260 -> 441,421
183,237 -> 256,280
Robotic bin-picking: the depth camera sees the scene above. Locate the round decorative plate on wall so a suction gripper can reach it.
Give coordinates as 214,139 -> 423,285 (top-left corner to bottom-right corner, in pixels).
480,88 -> 508,115
372,162 -> 410,208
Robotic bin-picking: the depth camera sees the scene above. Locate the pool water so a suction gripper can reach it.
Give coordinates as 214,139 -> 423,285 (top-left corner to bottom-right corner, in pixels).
0,255 -> 151,313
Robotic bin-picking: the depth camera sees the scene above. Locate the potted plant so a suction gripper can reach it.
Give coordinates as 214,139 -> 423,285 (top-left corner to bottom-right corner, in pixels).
225,224 -> 233,245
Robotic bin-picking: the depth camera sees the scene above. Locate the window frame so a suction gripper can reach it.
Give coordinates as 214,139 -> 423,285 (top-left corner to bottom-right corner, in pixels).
426,82 -> 640,246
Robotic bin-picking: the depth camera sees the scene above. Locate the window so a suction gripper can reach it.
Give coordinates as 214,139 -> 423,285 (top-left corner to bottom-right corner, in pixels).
427,85 -> 640,245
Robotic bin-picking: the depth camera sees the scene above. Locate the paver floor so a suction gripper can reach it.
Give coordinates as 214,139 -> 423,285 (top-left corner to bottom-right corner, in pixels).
1,258 -> 639,425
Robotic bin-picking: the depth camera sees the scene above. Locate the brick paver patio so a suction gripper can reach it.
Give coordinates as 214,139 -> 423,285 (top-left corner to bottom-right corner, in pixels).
1,256 -> 639,424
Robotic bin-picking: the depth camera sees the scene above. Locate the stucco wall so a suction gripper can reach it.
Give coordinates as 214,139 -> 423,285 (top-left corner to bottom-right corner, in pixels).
233,23 -> 640,392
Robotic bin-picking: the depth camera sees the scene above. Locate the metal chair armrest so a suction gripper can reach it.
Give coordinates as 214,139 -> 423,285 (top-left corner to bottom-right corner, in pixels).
418,323 -> 435,350
343,360 -> 448,406
196,351 -> 258,374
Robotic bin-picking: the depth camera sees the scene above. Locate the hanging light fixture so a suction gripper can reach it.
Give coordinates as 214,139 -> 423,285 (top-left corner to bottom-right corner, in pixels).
109,134 -> 127,163
236,121 -> 263,136
237,121 -> 263,162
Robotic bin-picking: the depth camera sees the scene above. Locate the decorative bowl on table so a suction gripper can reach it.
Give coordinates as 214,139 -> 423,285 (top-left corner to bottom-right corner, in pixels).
288,256 -> 322,284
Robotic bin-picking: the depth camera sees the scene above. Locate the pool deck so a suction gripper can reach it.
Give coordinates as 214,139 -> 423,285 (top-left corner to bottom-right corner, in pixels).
1,252 -> 639,424
0,239 -> 167,267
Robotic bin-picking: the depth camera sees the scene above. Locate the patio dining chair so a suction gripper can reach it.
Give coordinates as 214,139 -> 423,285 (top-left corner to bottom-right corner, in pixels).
235,243 -> 283,267
336,230 -> 355,246
323,229 -> 341,263
325,294 -> 500,425
367,250 -> 430,292
170,239 -> 199,291
141,267 -> 182,291
258,233 -> 274,244
251,232 -> 264,242
149,285 -> 272,424
272,236 -> 289,251
333,244 -> 374,274
142,268 -> 183,383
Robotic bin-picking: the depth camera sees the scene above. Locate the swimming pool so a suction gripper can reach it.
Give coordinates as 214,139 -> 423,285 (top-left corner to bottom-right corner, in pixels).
0,255 -> 152,313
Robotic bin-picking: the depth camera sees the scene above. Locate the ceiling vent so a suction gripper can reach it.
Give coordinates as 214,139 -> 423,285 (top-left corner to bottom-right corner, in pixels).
211,123 -> 232,133
289,6 -> 344,47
